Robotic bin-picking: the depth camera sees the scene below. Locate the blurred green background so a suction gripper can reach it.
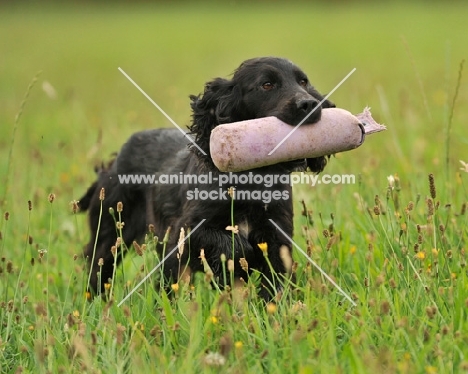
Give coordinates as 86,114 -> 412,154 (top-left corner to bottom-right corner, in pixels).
0,0 -> 467,242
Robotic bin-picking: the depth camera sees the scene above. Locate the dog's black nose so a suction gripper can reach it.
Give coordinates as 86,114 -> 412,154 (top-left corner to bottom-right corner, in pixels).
296,99 -> 320,113
296,99 -> 321,122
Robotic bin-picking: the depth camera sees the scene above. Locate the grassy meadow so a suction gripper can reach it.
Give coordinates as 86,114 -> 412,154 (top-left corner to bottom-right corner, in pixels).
1,1 -> 468,373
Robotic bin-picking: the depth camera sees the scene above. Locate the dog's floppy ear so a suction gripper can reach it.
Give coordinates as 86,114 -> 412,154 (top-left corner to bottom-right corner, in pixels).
189,77 -> 241,156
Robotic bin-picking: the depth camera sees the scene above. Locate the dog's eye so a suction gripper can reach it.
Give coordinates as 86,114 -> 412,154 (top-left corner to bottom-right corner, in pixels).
262,82 -> 274,91
299,79 -> 308,87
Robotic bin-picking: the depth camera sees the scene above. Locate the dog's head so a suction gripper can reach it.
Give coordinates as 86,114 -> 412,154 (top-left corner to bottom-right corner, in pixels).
189,57 -> 334,172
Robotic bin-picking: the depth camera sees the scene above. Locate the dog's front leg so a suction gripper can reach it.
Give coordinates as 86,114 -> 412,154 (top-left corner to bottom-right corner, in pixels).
162,226 -> 255,285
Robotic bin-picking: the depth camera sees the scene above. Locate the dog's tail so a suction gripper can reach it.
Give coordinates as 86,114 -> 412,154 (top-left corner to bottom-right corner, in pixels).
77,159 -> 115,212
77,180 -> 99,212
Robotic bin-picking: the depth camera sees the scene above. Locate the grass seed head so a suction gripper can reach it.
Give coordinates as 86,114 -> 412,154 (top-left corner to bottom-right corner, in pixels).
407,201 -> 414,212
376,274 -> 385,287
417,234 -> 423,244
219,334 -> 233,357
116,324 -> 126,345
373,205 -> 381,216
428,173 -> 436,199
425,305 -> 437,319
461,202 -> 466,215
163,226 -> 171,243
122,305 -> 130,318
133,241 -> 145,256
441,325 -> 450,336
239,258 -> 248,272
380,300 -> 391,315
227,186 -> 235,199
427,198 -> 434,216
375,194 -> 381,206
70,200 -> 79,213
227,259 -> 234,273
291,261 -> 298,273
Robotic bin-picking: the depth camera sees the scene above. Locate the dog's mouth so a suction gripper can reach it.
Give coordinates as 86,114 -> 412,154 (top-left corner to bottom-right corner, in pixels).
282,158 -> 308,169
298,110 -> 322,126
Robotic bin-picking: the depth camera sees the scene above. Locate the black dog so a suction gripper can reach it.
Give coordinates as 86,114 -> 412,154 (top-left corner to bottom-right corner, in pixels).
79,57 -> 334,298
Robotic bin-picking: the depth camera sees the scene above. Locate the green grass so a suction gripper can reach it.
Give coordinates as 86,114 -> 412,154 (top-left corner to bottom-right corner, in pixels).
1,2 -> 468,373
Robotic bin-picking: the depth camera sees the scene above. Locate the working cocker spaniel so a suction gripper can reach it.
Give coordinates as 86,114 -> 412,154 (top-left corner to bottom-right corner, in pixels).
79,57 -> 334,299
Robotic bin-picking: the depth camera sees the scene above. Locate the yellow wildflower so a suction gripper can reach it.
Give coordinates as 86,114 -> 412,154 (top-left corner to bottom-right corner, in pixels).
266,303 -> 277,314
415,251 -> 425,260
234,341 -> 243,349
258,242 -> 268,253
